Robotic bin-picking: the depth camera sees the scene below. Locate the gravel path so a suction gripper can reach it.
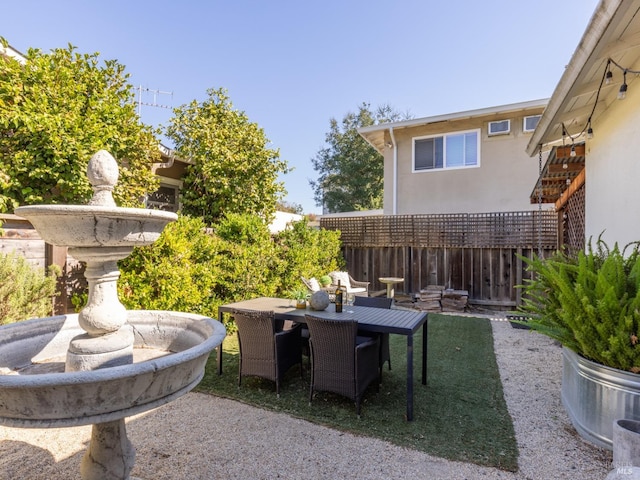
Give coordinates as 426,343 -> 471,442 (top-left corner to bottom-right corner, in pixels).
0,316 -> 612,479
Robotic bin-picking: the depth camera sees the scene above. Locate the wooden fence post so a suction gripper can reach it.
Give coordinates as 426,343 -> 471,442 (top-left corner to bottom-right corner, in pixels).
45,243 -> 68,315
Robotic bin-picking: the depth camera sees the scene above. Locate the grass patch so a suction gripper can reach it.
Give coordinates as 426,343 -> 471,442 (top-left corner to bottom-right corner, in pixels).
196,313 -> 518,471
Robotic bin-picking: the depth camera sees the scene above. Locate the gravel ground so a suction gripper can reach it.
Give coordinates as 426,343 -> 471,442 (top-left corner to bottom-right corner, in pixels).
0,315 -> 613,479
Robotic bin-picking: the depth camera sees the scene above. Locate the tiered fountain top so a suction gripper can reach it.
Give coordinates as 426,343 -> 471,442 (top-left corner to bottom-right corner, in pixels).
16,150 -> 177,248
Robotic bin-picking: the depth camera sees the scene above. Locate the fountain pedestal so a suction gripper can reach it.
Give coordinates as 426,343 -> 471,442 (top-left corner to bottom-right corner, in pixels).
3,150 -> 226,480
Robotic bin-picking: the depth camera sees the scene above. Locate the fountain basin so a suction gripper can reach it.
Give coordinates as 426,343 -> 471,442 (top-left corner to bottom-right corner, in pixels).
14,205 -> 177,248
0,311 -> 225,428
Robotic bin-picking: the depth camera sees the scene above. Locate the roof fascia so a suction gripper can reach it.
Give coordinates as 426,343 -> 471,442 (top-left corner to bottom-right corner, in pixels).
525,0 -> 627,155
358,98 -> 548,136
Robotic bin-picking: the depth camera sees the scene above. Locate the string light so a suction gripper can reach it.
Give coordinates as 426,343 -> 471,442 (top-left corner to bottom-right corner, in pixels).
618,70 -> 628,100
561,58 -> 638,142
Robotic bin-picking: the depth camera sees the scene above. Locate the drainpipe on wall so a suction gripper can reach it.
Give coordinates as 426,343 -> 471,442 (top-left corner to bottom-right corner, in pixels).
389,127 -> 398,215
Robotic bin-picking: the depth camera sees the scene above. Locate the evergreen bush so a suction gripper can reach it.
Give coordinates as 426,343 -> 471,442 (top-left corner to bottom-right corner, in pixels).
0,252 -> 58,324
518,238 -> 640,372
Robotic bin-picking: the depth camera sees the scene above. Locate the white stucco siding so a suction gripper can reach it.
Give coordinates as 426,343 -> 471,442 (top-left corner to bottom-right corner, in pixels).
585,82 -> 640,248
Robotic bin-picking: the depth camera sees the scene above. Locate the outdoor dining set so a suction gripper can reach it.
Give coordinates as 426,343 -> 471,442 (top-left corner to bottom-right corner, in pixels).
217,287 -> 428,420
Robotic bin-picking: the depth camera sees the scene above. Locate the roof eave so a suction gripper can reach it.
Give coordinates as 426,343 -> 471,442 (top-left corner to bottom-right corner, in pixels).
526,0 -> 627,156
359,98 -> 548,155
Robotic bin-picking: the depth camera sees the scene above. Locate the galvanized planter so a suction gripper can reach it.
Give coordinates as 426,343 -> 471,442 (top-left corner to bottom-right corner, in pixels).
562,348 -> 640,449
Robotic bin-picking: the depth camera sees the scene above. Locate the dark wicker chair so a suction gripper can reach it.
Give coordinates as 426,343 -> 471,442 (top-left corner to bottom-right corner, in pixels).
233,309 -> 302,397
305,314 -> 380,417
354,296 -> 393,375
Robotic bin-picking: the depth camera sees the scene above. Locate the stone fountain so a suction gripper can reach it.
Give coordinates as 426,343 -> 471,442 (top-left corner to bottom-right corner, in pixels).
0,150 -> 226,479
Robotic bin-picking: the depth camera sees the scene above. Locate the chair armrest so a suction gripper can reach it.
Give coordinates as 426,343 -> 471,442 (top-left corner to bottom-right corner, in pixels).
349,276 -> 370,289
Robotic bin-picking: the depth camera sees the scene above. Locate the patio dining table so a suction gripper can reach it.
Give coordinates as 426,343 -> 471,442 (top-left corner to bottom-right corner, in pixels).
217,297 -> 428,421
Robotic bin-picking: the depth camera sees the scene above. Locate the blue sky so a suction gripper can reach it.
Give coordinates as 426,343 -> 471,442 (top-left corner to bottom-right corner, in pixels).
3,0 -> 599,214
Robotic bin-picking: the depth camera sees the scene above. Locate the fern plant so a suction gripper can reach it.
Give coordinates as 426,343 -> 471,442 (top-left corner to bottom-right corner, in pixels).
518,238 -> 640,373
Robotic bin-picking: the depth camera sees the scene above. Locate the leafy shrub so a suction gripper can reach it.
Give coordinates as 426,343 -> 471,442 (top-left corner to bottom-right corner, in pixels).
518,238 -> 640,372
118,215 -> 222,316
274,217 -> 343,294
212,212 -> 281,301
116,213 -> 344,333
0,252 -> 58,324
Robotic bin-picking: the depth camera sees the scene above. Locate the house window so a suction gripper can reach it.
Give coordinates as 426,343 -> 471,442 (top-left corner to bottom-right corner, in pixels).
146,184 -> 179,212
523,115 -> 541,132
414,129 -> 479,171
488,120 -> 510,136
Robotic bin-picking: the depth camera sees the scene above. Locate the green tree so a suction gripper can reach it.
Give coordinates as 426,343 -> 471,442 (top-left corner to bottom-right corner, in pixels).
310,103 -> 410,213
276,200 -> 304,214
165,88 -> 289,226
0,41 -> 160,211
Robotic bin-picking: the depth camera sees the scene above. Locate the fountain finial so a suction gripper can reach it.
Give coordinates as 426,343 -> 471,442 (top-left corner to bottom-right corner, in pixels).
87,149 -> 118,207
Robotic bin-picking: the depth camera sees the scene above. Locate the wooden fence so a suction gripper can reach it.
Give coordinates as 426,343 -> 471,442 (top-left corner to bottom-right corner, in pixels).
320,211 -> 559,309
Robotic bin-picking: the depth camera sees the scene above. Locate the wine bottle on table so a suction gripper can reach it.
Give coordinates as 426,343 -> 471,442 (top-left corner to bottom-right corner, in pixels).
335,280 -> 343,313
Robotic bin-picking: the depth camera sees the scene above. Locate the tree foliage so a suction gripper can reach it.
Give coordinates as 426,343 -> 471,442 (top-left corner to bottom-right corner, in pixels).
274,217 -> 343,295
165,88 -> 289,226
117,213 -> 344,332
310,103 -> 410,213
0,41 -> 160,211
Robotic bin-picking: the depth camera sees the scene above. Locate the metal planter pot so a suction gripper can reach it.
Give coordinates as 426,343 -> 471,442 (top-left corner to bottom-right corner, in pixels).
562,347 -> 640,449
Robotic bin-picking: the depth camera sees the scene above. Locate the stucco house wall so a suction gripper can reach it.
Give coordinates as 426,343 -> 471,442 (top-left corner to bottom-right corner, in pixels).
585,81 -> 640,247
385,108 -> 545,215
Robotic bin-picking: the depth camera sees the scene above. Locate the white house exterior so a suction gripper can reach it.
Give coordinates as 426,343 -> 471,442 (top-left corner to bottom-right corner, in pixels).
359,100 -> 548,216
0,43 -> 25,64
527,0 -> 640,248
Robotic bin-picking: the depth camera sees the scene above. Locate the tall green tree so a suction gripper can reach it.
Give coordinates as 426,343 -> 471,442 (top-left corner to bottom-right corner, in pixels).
310,103 -> 410,213
0,41 -> 160,211
165,88 -> 289,226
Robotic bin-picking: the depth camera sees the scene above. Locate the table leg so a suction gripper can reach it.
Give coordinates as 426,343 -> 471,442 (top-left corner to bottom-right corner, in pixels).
217,311 -> 224,375
406,333 -> 414,421
422,320 -> 427,385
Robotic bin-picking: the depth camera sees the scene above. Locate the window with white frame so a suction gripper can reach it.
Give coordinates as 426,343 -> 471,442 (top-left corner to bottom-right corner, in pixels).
488,119 -> 510,136
413,129 -> 479,171
523,115 -> 541,132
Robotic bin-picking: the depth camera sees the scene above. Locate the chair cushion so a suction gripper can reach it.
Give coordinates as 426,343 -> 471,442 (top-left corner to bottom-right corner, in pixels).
329,271 -> 351,289
308,277 -> 321,292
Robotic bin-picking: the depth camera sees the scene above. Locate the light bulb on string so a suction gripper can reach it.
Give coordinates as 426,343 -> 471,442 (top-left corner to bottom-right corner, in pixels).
570,144 -> 576,157
619,70 -> 628,100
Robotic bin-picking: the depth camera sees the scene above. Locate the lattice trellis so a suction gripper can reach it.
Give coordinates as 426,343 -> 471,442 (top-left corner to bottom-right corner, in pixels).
561,183 -> 586,253
320,211 -> 558,249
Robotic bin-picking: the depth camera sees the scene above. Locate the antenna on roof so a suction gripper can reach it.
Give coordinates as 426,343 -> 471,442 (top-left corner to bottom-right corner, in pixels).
134,85 -> 173,116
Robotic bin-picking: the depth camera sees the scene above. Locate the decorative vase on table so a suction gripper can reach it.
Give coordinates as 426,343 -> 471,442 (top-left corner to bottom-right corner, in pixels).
309,290 -> 330,311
